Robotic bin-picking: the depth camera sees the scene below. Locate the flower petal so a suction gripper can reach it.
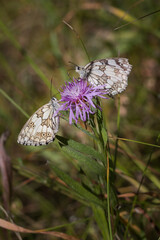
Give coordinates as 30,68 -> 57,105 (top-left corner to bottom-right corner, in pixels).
58,78 -> 107,124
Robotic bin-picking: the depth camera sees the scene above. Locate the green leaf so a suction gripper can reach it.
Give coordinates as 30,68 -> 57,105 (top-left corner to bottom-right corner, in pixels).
61,144 -> 105,178
60,116 -> 97,140
134,158 -> 160,189
101,127 -> 108,146
74,122 -> 97,140
50,164 -> 104,208
56,135 -> 105,178
57,135 -> 105,162
92,204 -> 110,239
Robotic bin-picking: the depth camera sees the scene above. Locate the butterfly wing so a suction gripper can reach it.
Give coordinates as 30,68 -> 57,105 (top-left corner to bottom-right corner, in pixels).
17,98 -> 59,146
83,58 -> 132,96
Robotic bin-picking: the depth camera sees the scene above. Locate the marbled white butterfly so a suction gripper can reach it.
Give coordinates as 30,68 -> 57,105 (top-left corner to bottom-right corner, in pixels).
17,97 -> 60,146
75,58 -> 132,96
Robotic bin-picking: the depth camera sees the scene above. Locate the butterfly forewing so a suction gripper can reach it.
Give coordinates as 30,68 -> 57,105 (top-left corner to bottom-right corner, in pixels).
17,98 -> 59,146
75,58 -> 132,97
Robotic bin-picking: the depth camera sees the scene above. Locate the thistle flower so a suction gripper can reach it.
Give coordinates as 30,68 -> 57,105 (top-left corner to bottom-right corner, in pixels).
56,79 -> 106,124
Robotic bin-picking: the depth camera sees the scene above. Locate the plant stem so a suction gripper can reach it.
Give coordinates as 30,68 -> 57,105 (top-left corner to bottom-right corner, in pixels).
113,96 -> 120,172
107,154 -> 113,240
0,88 -> 29,118
124,149 -> 154,239
95,101 -> 113,240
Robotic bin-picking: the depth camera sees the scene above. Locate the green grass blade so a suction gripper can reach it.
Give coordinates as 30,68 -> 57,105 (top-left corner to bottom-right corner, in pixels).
63,20 -> 91,62
0,88 -> 29,118
50,164 -> 104,207
117,137 -> 160,148
92,204 -> 110,239
0,19 -> 52,90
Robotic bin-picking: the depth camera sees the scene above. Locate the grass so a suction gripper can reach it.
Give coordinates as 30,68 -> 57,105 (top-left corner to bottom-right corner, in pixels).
0,0 -> 160,239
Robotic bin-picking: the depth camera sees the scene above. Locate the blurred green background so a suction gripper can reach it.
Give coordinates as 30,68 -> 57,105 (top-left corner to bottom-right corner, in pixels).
0,0 -> 160,239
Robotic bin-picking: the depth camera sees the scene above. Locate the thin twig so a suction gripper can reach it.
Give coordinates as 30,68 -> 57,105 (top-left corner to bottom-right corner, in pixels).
63,20 -> 91,62
114,9 -> 160,30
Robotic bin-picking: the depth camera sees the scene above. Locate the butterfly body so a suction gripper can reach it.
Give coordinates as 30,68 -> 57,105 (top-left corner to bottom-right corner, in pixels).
75,58 -> 132,96
17,97 -> 60,146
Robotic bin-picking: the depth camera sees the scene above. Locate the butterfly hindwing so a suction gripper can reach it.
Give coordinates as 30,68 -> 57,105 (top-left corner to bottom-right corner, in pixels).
17,98 -> 59,146
75,58 -> 132,96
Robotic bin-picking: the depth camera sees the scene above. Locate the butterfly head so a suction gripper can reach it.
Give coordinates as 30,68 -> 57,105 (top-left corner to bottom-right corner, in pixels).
51,97 -> 60,108
75,66 -> 87,79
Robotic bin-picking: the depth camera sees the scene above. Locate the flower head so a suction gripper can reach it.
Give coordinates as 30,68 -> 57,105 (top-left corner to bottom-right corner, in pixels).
56,79 -> 106,124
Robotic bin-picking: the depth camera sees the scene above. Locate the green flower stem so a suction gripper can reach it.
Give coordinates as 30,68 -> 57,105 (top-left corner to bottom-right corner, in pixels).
107,154 -> 113,240
113,96 -> 120,172
94,101 -> 113,240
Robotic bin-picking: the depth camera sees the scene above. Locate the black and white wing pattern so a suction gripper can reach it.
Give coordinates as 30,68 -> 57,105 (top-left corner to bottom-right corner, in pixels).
17,97 -> 60,146
75,58 -> 132,96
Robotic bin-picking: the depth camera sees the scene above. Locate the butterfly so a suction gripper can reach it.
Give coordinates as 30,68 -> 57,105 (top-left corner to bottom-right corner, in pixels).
17,97 -> 60,146
75,58 -> 132,96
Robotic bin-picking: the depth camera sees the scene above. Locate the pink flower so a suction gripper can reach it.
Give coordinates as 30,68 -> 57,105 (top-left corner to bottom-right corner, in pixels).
56,79 -> 107,124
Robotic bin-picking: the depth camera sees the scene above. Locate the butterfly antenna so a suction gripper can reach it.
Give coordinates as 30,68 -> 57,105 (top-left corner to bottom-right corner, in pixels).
53,91 -> 60,98
67,71 -> 72,81
117,49 -> 120,58
50,77 -> 53,99
49,75 -> 60,99
68,61 -> 78,67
